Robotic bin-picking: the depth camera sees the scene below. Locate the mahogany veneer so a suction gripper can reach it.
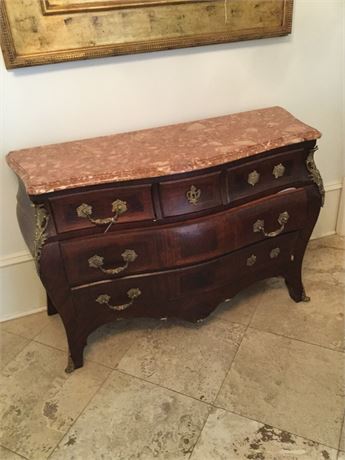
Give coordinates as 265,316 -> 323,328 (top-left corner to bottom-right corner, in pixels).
7,108 -> 324,372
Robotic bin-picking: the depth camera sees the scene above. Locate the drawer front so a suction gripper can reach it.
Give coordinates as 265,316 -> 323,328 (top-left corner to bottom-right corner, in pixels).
61,231 -> 163,286
227,149 -> 309,202
177,232 -> 298,297
233,187 -> 308,248
168,187 -> 308,266
63,187 -> 309,286
50,184 -> 155,233
72,232 -> 298,319
159,172 -> 223,217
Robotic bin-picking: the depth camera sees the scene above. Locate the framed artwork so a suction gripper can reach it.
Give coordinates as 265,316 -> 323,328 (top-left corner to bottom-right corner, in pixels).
0,0 -> 293,69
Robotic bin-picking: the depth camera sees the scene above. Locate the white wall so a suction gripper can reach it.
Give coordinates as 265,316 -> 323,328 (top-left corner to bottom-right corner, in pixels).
1,0 -> 344,320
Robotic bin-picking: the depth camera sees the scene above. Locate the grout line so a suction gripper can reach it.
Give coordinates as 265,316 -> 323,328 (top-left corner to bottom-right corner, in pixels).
337,410 -> 345,452
0,331 -> 30,368
208,288 -> 265,411
0,444 -> 29,459
47,369 -> 115,459
187,300 -> 261,458
210,403 -> 341,453
0,318 -> 51,343
115,367 -> 212,407
32,337 -> 67,354
247,286 -> 267,329
186,404 -> 212,460
1,326 -> 48,342
248,324 -> 345,354
31,339 -> 116,372
212,323 -> 249,403
184,322 -> 249,460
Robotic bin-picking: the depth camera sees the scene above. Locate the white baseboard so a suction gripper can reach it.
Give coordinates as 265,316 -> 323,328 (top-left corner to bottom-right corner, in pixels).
0,258 -> 47,322
336,177 -> 345,236
310,181 -> 343,239
0,307 -> 46,323
0,181 -> 343,322
0,250 -> 33,268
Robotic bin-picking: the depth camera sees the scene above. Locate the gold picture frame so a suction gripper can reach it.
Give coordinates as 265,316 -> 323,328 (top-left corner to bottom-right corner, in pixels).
0,0 -> 293,69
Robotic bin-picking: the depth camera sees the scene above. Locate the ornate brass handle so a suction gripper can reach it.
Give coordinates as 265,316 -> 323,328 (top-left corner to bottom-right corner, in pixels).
96,288 -> 141,311
88,249 -> 138,275
76,199 -> 127,231
253,211 -> 289,238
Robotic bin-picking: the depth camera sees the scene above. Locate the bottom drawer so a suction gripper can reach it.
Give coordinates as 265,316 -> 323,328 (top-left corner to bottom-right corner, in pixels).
72,232 -> 298,318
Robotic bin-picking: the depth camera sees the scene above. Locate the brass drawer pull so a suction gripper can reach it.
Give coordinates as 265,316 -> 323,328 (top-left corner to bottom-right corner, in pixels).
270,247 -> 280,258
253,211 -> 289,238
247,254 -> 257,266
96,288 -> 141,311
248,170 -> 260,186
76,199 -> 127,231
272,163 -> 285,179
186,185 -> 201,205
88,249 -> 138,275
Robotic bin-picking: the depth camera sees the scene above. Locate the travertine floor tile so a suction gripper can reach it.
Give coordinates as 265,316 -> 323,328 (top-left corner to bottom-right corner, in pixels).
0,332 -> 29,369
85,318 -> 159,368
309,235 -> 345,251
251,277 -> 344,351
304,238 -> 345,286
118,318 -> 245,402
213,281 -> 265,326
0,445 -> 27,459
0,341 -> 111,460
34,315 -> 68,351
190,408 -> 338,460
35,315 -> 159,368
50,370 -> 210,460
215,328 -> 344,448
0,312 -> 49,339
340,417 -> 345,451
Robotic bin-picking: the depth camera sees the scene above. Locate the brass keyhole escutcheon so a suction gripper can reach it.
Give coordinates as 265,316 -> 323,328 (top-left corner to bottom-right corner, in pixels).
186,185 -> 201,205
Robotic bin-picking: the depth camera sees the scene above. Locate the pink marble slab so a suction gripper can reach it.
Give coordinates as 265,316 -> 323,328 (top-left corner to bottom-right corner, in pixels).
7,106 -> 321,195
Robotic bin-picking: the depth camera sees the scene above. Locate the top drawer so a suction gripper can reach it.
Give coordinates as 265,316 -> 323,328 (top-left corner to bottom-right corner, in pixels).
159,172 -> 223,218
228,149 -> 309,202
49,184 -> 155,233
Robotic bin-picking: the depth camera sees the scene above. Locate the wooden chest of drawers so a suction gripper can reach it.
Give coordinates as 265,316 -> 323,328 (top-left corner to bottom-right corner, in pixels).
7,107 -> 324,372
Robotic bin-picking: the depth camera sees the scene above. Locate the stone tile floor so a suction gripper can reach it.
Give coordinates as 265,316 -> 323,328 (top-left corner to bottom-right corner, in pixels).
0,235 -> 344,460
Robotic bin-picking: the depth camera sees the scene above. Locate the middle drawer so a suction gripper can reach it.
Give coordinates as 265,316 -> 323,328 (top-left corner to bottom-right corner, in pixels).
61,186 -> 309,286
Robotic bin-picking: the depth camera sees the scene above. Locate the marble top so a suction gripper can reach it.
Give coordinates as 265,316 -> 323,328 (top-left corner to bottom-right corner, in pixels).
7,106 -> 321,195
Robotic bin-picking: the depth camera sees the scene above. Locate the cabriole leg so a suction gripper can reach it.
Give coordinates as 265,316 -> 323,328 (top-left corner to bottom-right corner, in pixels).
284,264 -> 310,303
64,327 -> 88,373
47,295 -> 58,316
65,343 -> 85,373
